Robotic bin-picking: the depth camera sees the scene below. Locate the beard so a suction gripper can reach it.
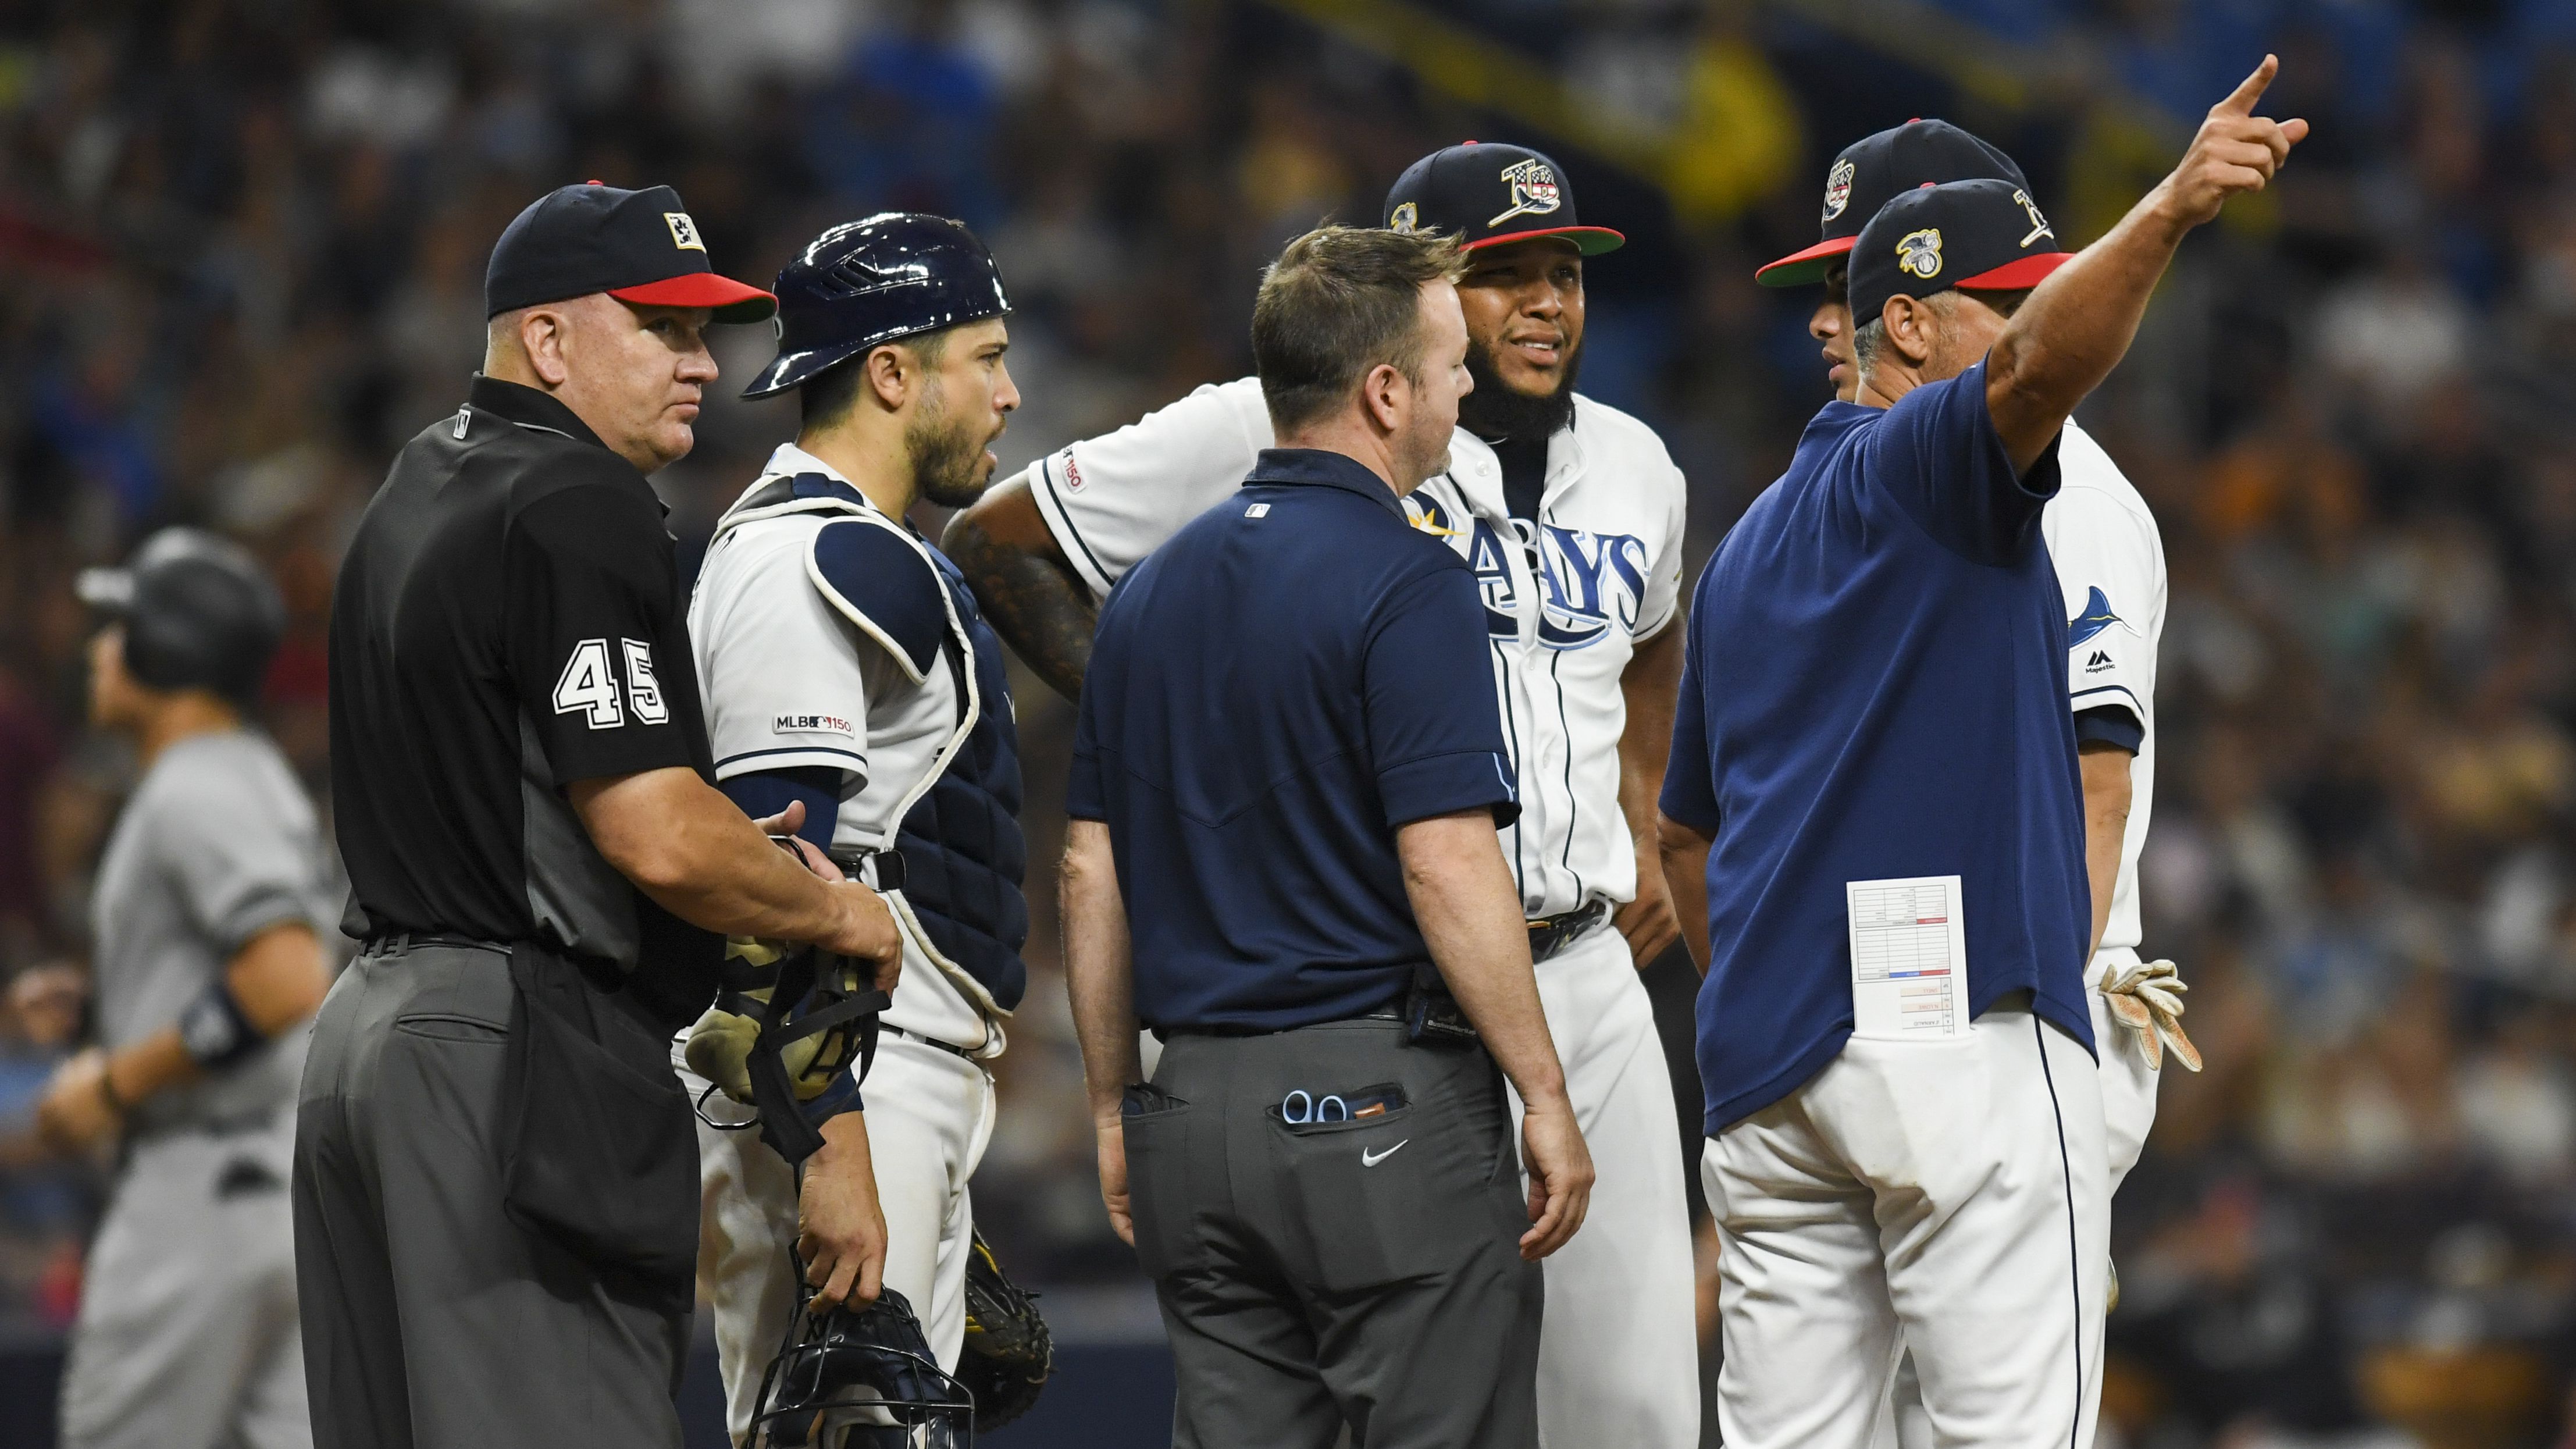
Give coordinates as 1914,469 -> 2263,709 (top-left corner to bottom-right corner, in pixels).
1458,333 -> 1581,443
905,381 -> 999,509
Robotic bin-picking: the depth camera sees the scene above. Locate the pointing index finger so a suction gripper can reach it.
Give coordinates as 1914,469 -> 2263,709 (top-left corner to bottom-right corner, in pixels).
2214,53 -> 2279,119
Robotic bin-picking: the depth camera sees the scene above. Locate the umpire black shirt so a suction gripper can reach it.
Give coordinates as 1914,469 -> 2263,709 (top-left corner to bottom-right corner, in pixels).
329,374 -> 720,1027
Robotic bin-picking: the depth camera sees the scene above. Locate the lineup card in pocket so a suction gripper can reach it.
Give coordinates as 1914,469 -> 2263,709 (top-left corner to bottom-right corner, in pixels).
1845,875 -> 1970,1040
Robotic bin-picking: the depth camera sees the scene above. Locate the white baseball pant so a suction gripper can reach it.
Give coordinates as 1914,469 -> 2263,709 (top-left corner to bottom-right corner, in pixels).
1705,998 -> 2108,1449
1506,924 -> 1701,1448
680,1035 -> 997,1446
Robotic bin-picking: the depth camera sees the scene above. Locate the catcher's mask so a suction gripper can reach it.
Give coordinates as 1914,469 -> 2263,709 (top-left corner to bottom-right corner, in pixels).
752,1287 -> 975,1448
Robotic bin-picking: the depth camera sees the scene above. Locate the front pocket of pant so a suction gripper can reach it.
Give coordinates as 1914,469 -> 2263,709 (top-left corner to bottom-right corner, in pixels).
1121,1103 -> 1199,1280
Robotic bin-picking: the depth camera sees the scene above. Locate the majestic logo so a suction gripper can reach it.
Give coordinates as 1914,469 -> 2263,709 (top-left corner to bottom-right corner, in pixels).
664,212 -> 704,251
2012,188 -> 2054,248
1896,228 -> 1943,280
2068,586 -> 2128,649
1488,158 -> 1564,229
1822,158 -> 1857,222
1389,201 -> 1420,234
2086,650 -> 2114,672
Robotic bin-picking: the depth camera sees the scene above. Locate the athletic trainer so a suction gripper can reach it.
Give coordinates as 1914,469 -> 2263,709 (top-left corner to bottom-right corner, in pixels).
953,142 -> 1698,1447
1658,60 -> 2303,1449
305,181 -> 902,1449
39,532 -> 330,1449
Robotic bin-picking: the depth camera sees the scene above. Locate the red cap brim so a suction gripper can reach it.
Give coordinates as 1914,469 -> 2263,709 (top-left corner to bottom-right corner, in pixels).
1755,235 -> 1856,288
609,271 -> 779,323
1957,252 -> 2076,291
1468,226 -> 1626,257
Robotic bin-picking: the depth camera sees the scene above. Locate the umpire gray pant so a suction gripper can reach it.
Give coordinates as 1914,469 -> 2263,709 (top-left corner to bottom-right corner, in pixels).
1128,1019 -> 1543,1449
291,940 -> 687,1449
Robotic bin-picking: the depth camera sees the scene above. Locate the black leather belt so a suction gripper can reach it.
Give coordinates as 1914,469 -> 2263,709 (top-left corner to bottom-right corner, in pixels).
1527,902 -> 1609,962
882,1023 -> 980,1062
365,931 -> 512,955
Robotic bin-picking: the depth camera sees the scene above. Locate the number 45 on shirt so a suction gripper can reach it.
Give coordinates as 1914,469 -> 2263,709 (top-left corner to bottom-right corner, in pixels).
553,638 -> 669,729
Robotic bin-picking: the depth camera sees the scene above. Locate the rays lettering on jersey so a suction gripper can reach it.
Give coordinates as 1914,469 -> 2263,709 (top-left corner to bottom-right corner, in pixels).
1408,493 -> 1647,650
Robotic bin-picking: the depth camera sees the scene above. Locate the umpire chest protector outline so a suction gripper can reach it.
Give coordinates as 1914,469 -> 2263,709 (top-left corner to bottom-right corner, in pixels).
700,469 -> 1030,1018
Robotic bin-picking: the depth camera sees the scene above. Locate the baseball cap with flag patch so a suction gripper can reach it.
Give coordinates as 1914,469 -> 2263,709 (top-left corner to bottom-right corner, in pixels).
485,181 -> 776,323
1756,120 -> 2029,287
1383,142 -> 1624,255
1847,177 -> 2075,329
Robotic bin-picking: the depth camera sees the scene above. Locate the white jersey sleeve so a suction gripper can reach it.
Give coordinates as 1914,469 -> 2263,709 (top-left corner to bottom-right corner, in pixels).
2044,423 -> 2162,738
1022,376 -> 1273,599
691,524 -> 874,786
1634,431 -> 1689,642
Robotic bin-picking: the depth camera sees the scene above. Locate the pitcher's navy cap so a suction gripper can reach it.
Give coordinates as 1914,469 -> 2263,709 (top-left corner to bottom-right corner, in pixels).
1848,177 -> 2075,327
1759,121 -> 2028,287
486,181 -> 776,323
1384,142 -> 1624,255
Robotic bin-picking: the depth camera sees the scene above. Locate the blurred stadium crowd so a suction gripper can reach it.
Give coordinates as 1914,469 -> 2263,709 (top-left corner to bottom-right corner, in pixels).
2,0 -> 2576,1444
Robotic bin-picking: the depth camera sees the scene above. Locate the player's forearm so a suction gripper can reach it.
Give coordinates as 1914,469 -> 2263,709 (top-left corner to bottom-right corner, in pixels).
1397,811 -> 1570,1109
1062,821 -> 1142,1124
228,921 -> 330,1036
570,767 -> 870,945
1616,624 -> 1684,845
945,475 -> 1098,702
1656,813 -> 1715,973
102,1027 -> 201,1105
2080,744 -> 2135,960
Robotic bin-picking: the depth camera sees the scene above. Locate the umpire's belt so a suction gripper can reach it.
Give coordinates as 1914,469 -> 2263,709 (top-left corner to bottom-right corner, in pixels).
1527,902 -> 1609,962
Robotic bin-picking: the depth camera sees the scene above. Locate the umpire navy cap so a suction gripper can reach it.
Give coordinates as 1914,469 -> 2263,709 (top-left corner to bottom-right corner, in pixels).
1384,141 -> 1624,255
741,213 -> 1011,400
486,181 -> 776,323
1757,120 -> 2029,287
1848,177 -> 2076,329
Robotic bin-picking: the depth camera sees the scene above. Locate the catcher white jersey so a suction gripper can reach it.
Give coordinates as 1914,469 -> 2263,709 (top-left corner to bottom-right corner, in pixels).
1022,376 -> 1688,917
691,442 -> 994,1051
2042,419 -> 2164,979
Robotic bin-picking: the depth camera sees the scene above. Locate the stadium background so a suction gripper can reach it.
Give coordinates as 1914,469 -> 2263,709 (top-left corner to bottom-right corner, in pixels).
1,0 -> 2573,1444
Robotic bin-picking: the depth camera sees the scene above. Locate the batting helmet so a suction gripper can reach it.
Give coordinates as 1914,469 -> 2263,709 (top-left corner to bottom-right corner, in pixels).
76,529 -> 285,708
750,1287 -> 974,1448
740,213 -> 1011,401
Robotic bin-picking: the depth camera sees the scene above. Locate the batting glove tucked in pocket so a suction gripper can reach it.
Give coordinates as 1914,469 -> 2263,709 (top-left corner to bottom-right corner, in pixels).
2101,959 -> 2201,1073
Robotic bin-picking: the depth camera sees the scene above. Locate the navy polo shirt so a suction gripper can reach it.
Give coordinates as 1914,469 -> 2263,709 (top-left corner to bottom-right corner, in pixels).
1660,361 -> 2096,1135
1068,447 -> 1520,1031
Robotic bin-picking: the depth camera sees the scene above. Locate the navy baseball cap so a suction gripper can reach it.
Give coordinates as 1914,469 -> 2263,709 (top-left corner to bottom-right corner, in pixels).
1384,142 -> 1624,256
1757,120 -> 2029,287
486,181 -> 776,323
1848,178 -> 2075,329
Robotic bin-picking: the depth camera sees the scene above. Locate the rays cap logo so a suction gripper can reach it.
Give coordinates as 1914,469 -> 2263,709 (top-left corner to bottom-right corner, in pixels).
1822,157 -> 1857,222
1848,177 -> 2076,330
485,180 -> 775,322
1758,119 -> 2030,287
1382,141 -> 1625,255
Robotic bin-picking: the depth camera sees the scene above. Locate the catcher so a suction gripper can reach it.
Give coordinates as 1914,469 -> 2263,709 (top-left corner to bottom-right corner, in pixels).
675,212 -> 1049,1441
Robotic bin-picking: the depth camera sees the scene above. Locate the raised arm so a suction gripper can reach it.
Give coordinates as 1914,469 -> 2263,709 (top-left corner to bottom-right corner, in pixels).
1987,56 -> 2307,469
1398,809 -> 1594,1259
945,475 -> 1098,701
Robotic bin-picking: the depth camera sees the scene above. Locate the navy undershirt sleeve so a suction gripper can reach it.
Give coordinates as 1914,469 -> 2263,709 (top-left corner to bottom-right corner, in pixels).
719,767 -> 841,849
2072,704 -> 2143,755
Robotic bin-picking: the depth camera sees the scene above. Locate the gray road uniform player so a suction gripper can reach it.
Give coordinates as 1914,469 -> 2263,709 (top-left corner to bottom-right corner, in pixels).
58,533 -> 328,1449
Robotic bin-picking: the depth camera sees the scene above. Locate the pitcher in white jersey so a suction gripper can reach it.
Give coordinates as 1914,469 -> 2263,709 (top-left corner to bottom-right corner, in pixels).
1751,119 -> 2198,1448
682,215 -> 1041,1443
951,142 -> 1701,1447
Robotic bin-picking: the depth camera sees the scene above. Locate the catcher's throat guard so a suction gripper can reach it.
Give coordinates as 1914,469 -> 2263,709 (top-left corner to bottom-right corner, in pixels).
752,1286 -> 975,1448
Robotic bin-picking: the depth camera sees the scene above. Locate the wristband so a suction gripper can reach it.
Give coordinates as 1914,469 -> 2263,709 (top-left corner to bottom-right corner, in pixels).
179,978 -> 265,1070
799,1069 -> 865,1126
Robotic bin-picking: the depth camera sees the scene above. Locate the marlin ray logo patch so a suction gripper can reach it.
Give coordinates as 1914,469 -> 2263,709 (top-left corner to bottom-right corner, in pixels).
2068,586 -> 2128,648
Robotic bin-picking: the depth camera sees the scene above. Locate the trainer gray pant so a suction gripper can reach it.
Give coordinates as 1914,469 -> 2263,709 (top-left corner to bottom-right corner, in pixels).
291,941 -> 687,1449
1128,1019 -> 1543,1449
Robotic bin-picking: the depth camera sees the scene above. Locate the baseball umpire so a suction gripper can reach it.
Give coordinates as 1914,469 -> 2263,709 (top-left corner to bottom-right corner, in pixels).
952,141 -> 1699,1446
37,530 -> 330,1449
1753,120 -> 2192,1448
1658,60 -> 2301,1448
302,181 -> 902,1449
1064,223 -> 1592,1449
679,212 -> 1052,1439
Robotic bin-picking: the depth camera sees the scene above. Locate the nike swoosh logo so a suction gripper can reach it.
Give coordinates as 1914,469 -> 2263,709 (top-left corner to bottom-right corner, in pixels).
1361,1140 -> 1409,1167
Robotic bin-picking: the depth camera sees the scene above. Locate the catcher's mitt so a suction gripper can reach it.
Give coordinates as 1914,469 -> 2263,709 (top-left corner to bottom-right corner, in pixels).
956,1227 -> 1050,1427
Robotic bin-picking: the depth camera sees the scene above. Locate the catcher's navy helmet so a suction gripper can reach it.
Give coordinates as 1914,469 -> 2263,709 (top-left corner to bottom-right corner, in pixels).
751,1287 -> 974,1447
741,213 -> 1011,400
77,529 -> 285,708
